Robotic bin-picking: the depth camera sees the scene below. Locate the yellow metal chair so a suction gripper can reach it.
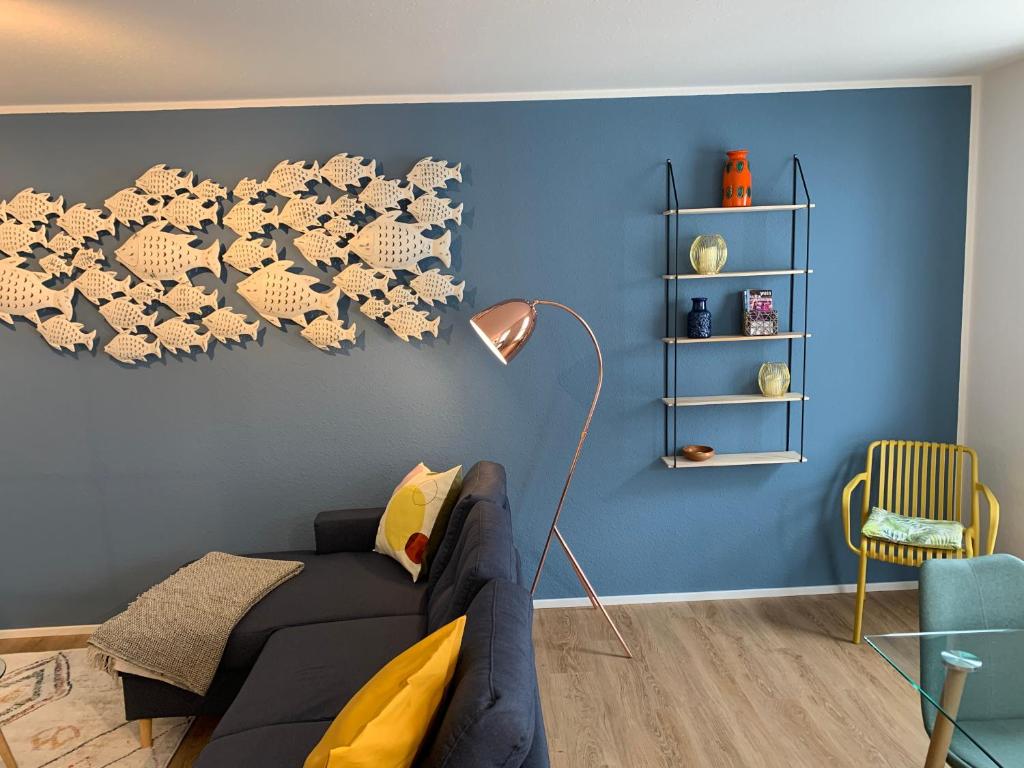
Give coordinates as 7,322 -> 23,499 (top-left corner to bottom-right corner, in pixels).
842,440 -> 999,643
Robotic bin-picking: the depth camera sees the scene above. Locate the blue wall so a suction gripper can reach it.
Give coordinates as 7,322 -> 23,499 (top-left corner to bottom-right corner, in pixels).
0,87 -> 970,628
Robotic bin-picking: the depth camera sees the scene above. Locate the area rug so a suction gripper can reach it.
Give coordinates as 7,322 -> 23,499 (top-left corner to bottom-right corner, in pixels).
0,649 -> 190,768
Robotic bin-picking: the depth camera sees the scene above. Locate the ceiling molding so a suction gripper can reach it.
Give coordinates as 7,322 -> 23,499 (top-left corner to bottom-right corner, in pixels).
0,76 -> 979,116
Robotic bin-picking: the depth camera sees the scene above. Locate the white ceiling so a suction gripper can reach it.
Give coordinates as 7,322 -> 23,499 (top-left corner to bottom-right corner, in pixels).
2,0 -> 1023,110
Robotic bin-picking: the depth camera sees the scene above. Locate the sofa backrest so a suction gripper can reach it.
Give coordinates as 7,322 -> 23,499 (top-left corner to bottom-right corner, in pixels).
427,461 -> 510,590
420,579 -> 549,768
426,500 -> 517,633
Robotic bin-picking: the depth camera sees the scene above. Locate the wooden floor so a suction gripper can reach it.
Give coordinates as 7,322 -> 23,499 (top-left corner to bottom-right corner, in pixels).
0,590 -> 927,768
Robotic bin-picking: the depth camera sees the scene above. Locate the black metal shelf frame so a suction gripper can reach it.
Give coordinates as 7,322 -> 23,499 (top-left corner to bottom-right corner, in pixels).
662,156 -> 813,468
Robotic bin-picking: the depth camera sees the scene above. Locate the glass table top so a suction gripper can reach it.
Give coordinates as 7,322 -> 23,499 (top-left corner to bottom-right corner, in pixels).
865,629 -> 1024,768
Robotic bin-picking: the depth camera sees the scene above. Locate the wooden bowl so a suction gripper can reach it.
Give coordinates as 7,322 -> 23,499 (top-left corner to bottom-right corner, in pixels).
681,445 -> 715,462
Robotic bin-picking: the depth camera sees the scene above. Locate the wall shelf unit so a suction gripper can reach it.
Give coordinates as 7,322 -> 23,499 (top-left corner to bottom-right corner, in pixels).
662,156 -> 813,469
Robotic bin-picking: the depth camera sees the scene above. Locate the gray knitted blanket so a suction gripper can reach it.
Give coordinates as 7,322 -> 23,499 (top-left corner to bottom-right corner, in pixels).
88,552 -> 303,695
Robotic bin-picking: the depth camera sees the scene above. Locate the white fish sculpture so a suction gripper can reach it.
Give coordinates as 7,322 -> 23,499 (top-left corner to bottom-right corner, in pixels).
154,316 -> 212,353
342,211 -> 451,274
333,263 -> 390,300
232,177 -> 268,202
384,285 -> 417,307
236,261 -> 341,328
0,220 -> 47,257
223,236 -> 278,274
128,281 -> 163,307
279,196 -> 344,232
410,268 -> 466,305
160,195 -> 219,231
192,178 -> 227,203
322,216 -> 359,239
203,307 -> 260,344
161,283 -> 219,317
328,196 -> 365,220
115,222 -> 221,283
321,153 -> 376,190
71,248 -> 106,271
223,202 -> 280,236
137,164 -> 195,198
408,193 -> 463,228
0,200 -> 10,220
105,331 -> 161,365
264,160 -> 321,197
38,253 -> 74,278
300,316 -> 357,351
358,296 -> 394,320
407,157 -> 462,192
8,188 -> 64,224
57,203 -> 116,241
384,305 -> 440,342
98,297 -> 156,332
293,229 -> 348,267
71,267 -> 132,304
104,188 -> 163,227
46,232 -> 82,257
0,256 -> 75,324
358,176 -> 414,213
36,315 -> 95,352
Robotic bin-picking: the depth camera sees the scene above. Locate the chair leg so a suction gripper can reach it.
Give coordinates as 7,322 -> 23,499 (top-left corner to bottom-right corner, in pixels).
852,552 -> 868,644
138,719 -> 152,749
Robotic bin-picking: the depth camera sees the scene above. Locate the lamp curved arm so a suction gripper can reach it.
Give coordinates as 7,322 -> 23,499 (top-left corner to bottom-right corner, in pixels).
529,299 -> 603,595
842,472 -> 868,555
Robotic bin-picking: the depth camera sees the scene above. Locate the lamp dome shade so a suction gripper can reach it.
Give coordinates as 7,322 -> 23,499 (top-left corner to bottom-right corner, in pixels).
470,299 -> 537,364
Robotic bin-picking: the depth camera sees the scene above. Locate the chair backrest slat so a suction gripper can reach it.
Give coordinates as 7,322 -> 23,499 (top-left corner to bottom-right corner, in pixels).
868,440 -> 976,526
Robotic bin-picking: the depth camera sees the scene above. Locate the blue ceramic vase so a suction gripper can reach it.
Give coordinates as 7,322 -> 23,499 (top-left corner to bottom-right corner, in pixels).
687,297 -> 712,339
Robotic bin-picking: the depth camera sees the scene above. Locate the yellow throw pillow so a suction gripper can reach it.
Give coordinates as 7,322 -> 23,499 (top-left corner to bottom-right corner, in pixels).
303,615 -> 466,768
375,464 -> 462,581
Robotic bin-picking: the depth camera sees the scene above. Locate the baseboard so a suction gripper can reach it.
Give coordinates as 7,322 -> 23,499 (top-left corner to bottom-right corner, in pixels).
0,623 -> 99,640
532,580 -> 918,609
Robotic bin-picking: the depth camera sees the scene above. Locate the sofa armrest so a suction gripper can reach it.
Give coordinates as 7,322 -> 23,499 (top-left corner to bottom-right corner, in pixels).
315,507 -> 385,553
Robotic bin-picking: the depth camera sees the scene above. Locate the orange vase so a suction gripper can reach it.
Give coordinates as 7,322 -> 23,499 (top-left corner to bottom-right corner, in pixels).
721,150 -> 752,207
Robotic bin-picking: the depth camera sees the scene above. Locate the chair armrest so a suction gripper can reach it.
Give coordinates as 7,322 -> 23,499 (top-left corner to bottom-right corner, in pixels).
975,482 -> 1000,555
842,472 -> 868,554
314,507 -> 386,554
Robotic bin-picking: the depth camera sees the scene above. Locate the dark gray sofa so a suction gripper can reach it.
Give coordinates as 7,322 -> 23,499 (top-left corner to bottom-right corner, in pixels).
119,462 -> 548,767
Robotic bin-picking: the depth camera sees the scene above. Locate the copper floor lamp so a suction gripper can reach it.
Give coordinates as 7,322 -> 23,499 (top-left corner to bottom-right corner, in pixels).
470,298 -> 633,658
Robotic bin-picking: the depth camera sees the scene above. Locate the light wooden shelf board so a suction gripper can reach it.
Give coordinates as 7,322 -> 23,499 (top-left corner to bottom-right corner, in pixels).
664,203 -> 815,216
663,393 -> 808,407
661,451 -> 807,468
663,269 -> 812,280
663,332 -> 810,344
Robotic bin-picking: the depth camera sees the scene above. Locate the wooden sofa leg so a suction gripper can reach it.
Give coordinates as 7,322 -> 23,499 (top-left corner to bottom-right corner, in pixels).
138,719 -> 153,749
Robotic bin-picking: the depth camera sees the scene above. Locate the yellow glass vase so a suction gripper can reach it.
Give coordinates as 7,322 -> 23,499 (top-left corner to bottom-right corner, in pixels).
758,362 -> 791,398
689,234 -> 728,275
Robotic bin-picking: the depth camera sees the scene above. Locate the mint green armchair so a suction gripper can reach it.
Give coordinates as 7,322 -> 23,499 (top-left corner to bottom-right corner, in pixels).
919,554 -> 1024,768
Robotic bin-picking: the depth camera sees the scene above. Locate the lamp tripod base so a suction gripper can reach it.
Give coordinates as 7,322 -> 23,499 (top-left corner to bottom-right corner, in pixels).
532,525 -> 634,659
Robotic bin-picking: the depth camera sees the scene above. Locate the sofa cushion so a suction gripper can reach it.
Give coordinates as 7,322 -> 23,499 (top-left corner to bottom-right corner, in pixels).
427,461 -> 509,590
427,501 -> 518,634
421,579 -> 540,768
195,721 -> 328,768
222,551 -> 428,670
213,614 -> 427,739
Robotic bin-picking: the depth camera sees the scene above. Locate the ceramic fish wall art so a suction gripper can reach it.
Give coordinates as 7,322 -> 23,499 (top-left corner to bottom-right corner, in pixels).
105,331 -> 162,365
7,189 -> 64,224
407,157 -> 462,192
1,150 -> 465,357
115,223 -> 221,283
321,154 -> 376,190
0,256 -> 75,324
203,307 -> 260,344
409,269 -> 465,305
223,237 -> 279,274
36,315 -> 96,352
236,261 -> 341,327
300,316 -> 357,351
343,211 -> 451,274
384,305 -> 440,341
